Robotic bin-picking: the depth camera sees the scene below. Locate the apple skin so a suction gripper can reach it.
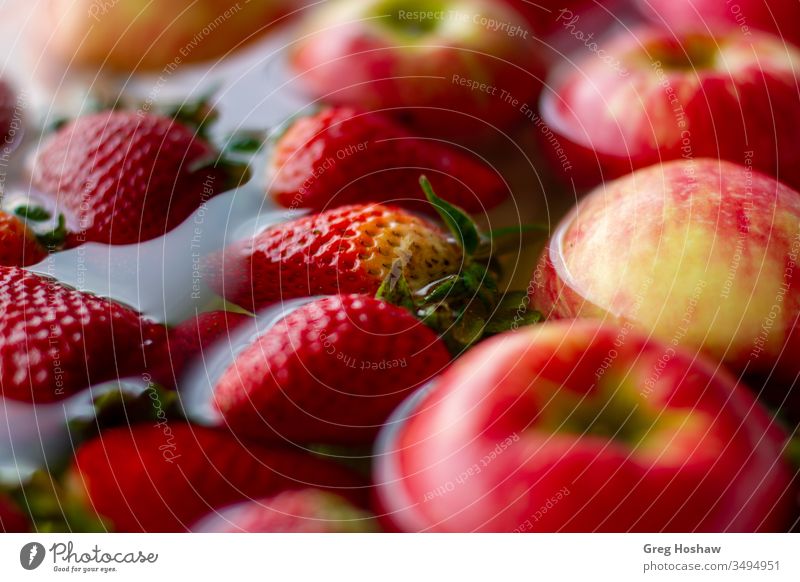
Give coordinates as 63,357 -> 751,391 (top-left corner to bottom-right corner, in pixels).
539,27 -> 800,188
532,159 -> 800,389
375,320 -> 794,532
289,0 -> 545,141
637,0 -> 800,46
38,0 -> 297,72
0,79 -> 19,149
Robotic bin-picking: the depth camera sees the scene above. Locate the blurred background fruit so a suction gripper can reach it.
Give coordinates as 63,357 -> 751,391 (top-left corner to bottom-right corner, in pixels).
290,0 -> 546,142
637,0 -> 800,46
540,27 -> 800,188
38,0 -> 300,73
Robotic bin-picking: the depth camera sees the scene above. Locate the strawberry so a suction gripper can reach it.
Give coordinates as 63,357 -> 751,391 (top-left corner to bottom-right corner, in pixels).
171,311 -> 252,357
213,294 -> 451,444
0,210 -> 47,266
66,423 -> 366,532
269,107 -> 508,214
0,493 -> 29,533
30,111 -> 232,246
162,310 -> 252,381
209,201 -> 463,313
192,489 -> 380,533
0,266 -> 167,403
210,177 -> 544,351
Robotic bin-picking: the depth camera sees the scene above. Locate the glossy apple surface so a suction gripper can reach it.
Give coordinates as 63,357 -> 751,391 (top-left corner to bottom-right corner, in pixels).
375,320 -> 793,532
532,159 -> 800,385
638,0 -> 800,46
539,27 -> 800,188
290,0 -> 545,141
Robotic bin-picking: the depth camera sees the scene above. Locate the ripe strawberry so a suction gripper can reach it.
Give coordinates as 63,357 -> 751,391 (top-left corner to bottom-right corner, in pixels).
171,311 -> 252,357
30,111 -> 230,246
66,423 -> 366,532
162,310 -> 252,381
213,294 -> 451,444
0,210 -> 47,266
0,493 -> 29,533
0,266 -> 166,403
209,202 -> 463,313
193,489 -> 380,533
269,107 -> 508,213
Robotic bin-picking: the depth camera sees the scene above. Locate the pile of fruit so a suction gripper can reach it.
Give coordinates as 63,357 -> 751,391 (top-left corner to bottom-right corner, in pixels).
1,0 -> 799,533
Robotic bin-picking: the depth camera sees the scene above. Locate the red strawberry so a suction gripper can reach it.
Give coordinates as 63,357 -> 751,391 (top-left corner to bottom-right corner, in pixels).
0,266 -> 166,403
30,111 -> 228,246
192,489 -> 380,533
162,310 -> 252,382
208,202 -> 462,313
0,493 -> 29,533
213,294 -> 451,444
0,210 -> 47,266
269,107 -> 508,213
66,423 -> 365,532
171,311 -> 252,357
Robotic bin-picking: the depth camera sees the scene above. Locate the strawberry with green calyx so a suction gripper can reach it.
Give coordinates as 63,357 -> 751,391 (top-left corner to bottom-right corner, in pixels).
209,177 -> 545,351
212,294 -> 452,444
376,176 -> 544,353
0,208 -> 51,266
30,98 -> 251,247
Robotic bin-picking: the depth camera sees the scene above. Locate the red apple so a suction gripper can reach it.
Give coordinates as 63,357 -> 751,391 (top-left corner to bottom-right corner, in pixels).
507,0 -> 595,33
38,0 -> 297,72
532,159 -> 800,387
637,0 -> 800,46
290,0 -> 545,141
0,79 -> 21,151
375,320 -> 794,532
539,26 -> 800,188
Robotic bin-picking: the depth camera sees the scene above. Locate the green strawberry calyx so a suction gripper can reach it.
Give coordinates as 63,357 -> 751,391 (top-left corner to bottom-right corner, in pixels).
377,176 -> 545,354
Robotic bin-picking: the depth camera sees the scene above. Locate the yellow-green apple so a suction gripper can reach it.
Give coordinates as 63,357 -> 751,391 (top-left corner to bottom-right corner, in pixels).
540,27 -> 800,188
289,0 -> 545,141
38,0 -> 297,72
375,320 -> 794,532
637,0 -> 800,46
532,159 -> 800,387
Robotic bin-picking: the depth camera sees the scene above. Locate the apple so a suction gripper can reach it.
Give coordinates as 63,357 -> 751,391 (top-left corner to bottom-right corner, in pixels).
506,0 -> 596,34
375,319 -> 794,532
0,79 -> 19,150
37,0 -> 297,72
289,0 -> 546,141
532,159 -> 800,390
637,0 -> 800,46
539,27 -> 800,188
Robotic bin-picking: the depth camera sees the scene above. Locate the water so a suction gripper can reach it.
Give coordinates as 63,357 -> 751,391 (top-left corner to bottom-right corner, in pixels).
0,378 -> 150,487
